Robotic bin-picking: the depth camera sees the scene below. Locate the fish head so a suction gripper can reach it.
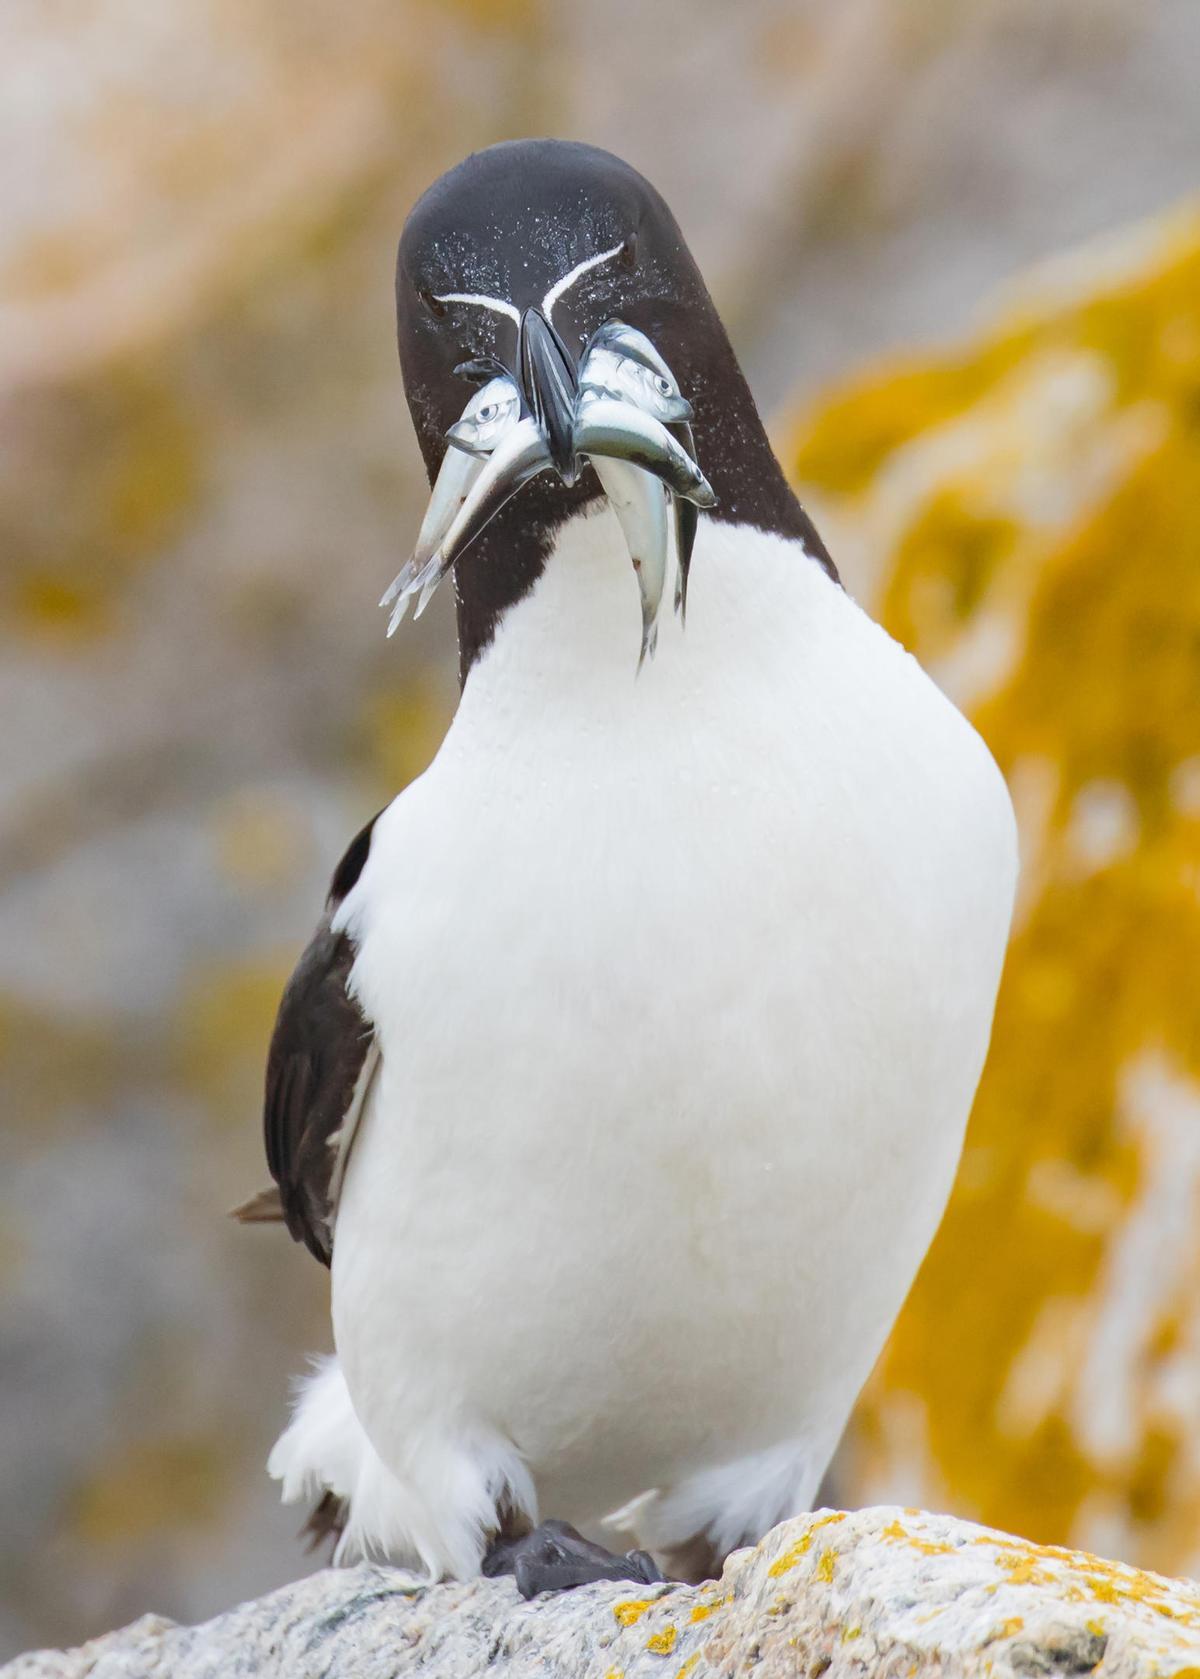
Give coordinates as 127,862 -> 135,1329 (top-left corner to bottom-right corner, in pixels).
444,375 -> 523,459
578,333 -> 693,426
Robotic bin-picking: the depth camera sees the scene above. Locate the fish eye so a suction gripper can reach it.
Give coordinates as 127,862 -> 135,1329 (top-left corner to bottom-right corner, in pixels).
418,288 -> 447,320
618,233 -> 638,272
477,403 -> 497,421
653,374 -> 672,396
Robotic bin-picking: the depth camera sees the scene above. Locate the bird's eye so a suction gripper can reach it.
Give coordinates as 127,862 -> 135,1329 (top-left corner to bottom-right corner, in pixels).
619,233 -> 638,272
419,288 -> 447,320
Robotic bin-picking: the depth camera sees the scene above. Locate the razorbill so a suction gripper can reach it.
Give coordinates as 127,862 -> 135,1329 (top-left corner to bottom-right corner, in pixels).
237,138 -> 1018,1597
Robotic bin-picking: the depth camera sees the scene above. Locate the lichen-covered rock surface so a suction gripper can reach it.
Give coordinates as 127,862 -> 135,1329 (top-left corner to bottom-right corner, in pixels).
7,1508 -> 1200,1679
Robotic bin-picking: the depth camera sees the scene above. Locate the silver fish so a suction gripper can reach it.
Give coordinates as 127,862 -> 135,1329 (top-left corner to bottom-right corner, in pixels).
574,393 -> 715,507
589,321 -> 678,383
582,322 -> 694,422
410,415 -> 553,618
381,448 -> 482,633
444,375 -> 523,458
381,376 -> 527,634
582,325 -> 702,623
578,344 -> 693,426
589,457 -> 670,669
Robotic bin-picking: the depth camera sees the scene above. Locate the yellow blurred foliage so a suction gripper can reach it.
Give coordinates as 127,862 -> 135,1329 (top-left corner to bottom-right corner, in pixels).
70,1434 -> 229,1547
175,958 -> 293,1128
0,993 -> 123,1139
2,364 -> 200,641
791,209 -> 1200,1574
361,675 -> 456,795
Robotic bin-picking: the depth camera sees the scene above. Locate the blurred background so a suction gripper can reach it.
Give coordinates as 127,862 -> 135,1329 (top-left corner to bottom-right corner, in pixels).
2,0 -> 1199,1658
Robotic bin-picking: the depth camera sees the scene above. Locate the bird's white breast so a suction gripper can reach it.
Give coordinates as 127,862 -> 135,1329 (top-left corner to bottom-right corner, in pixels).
331,507 -> 1017,1553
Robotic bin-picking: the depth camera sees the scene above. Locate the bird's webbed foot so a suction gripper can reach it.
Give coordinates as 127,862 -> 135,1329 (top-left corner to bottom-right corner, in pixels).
482,1518 -> 664,1599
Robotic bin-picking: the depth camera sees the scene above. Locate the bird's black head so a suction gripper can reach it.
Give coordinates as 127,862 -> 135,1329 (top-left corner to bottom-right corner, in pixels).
394,139 -> 833,680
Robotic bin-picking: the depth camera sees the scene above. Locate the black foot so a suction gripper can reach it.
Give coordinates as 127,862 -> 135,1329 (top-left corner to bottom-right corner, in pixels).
483,1519 -> 664,1600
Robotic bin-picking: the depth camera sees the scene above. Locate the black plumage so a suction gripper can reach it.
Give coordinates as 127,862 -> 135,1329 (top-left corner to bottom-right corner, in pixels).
238,813 -> 380,1266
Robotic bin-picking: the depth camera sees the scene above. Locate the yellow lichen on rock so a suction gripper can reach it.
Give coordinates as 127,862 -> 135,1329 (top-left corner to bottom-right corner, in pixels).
789,207 -> 1200,1577
613,1599 -> 657,1628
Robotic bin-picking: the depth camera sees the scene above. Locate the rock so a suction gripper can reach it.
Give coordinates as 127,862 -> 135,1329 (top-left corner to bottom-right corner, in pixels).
7,1507 -> 1200,1679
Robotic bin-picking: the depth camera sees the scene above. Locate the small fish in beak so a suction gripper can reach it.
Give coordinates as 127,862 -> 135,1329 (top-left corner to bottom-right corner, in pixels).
573,393 -> 715,508
409,414 -> 552,619
578,348 -> 693,427
579,323 -> 694,426
382,320 -> 713,657
578,322 -> 701,625
381,374 -> 528,633
576,323 -> 702,635
444,376 -> 523,458
380,442 -> 482,633
588,457 -> 669,670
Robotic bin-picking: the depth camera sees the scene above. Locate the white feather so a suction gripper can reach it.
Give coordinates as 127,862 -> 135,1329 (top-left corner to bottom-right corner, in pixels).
432,292 -> 521,325
268,1356 -> 536,1578
542,241 -> 625,322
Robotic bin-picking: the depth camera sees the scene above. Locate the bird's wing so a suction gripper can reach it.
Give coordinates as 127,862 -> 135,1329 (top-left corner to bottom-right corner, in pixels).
236,813 -> 381,1267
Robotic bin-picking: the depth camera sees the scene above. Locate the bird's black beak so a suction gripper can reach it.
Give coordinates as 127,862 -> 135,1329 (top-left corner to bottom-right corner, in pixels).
518,307 -> 579,484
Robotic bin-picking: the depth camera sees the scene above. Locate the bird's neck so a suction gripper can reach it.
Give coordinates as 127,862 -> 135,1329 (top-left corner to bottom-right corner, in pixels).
451,508 -> 836,734
452,472 -> 598,684
452,481 -> 834,691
